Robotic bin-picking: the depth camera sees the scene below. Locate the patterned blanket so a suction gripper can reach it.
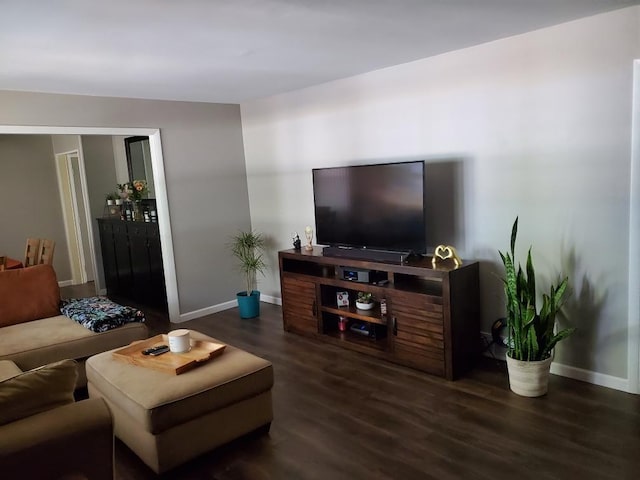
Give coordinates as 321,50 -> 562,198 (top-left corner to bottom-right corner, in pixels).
60,297 -> 145,333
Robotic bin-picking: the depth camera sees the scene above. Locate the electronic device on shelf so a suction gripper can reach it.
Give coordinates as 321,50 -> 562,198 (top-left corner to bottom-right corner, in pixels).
339,267 -> 386,284
349,322 -> 371,336
312,161 -> 425,263
348,321 -> 387,340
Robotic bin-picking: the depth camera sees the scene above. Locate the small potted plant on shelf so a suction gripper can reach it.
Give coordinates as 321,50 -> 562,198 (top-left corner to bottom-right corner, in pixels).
499,217 -> 576,397
105,192 -> 117,205
229,230 -> 267,319
355,292 -> 374,310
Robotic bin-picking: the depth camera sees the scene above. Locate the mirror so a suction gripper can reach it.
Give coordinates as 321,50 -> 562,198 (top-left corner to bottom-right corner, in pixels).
125,136 -> 156,198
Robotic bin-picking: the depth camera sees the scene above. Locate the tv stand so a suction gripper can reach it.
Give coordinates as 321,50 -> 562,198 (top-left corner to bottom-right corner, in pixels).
322,246 -> 411,264
279,247 -> 480,380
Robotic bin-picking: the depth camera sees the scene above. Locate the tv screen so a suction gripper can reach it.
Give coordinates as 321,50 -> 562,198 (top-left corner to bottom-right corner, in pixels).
312,161 -> 426,254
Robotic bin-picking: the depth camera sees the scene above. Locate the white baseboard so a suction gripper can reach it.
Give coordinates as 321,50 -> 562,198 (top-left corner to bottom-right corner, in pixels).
176,299 -> 237,323
58,280 -> 74,288
550,362 -> 631,393
175,294 -> 282,323
480,331 -> 632,393
260,294 -> 282,306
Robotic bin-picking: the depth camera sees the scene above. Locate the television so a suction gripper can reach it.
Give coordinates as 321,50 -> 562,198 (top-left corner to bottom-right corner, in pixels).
312,160 -> 426,255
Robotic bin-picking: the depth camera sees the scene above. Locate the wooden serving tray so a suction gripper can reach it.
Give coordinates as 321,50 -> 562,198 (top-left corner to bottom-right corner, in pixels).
112,334 -> 226,375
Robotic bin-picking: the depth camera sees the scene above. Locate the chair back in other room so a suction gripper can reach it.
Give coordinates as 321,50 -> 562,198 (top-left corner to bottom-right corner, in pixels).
38,239 -> 56,265
0,255 -> 6,271
24,238 -> 41,267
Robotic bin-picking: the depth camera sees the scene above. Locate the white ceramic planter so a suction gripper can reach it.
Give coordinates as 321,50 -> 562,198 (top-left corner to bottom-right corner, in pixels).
506,354 -> 553,397
355,301 -> 374,310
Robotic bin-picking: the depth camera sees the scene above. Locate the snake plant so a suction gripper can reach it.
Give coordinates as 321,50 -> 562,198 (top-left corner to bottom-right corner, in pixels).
499,217 -> 575,361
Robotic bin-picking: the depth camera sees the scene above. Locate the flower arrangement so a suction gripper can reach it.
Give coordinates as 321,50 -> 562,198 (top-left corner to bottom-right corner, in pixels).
117,180 -> 147,202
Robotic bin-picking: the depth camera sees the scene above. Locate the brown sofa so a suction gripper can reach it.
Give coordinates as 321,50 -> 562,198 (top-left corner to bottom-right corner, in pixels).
0,264 -> 148,386
0,359 -> 114,479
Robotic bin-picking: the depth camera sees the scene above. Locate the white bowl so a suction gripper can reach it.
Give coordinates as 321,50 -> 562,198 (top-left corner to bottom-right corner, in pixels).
356,301 -> 374,311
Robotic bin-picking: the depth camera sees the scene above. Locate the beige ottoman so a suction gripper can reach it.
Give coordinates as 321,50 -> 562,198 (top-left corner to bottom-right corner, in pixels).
86,331 -> 273,474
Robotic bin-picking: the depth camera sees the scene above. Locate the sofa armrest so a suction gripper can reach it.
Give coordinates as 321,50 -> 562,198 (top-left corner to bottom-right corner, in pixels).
0,398 -> 114,480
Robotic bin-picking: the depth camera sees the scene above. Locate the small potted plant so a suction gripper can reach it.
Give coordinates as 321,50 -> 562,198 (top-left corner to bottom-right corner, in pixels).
230,231 -> 267,319
106,192 -> 117,205
355,292 -> 374,310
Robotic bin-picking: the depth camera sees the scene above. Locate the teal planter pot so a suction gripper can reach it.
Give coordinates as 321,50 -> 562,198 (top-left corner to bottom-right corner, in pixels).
237,290 -> 260,319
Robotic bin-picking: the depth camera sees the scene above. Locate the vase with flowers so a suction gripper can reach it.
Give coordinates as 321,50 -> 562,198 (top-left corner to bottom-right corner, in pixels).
118,180 -> 148,221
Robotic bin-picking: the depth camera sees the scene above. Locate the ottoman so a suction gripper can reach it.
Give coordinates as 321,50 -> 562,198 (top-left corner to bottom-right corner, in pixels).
86,331 -> 273,474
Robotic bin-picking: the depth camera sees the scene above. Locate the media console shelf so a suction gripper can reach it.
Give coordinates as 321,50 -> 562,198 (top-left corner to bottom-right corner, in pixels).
278,247 -> 480,380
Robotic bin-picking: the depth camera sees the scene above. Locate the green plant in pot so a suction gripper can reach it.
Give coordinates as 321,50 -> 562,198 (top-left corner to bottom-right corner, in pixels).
499,217 -> 575,397
355,292 -> 374,310
230,231 -> 267,319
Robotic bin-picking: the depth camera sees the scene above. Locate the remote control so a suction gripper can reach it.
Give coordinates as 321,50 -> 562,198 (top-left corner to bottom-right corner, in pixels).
149,346 -> 170,356
142,345 -> 169,356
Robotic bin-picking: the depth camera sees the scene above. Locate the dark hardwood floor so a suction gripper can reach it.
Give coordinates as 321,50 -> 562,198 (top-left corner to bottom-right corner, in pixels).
60,286 -> 640,479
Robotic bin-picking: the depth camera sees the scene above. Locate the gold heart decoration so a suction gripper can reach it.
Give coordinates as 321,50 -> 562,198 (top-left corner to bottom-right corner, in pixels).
432,245 -> 462,269
434,245 -> 453,260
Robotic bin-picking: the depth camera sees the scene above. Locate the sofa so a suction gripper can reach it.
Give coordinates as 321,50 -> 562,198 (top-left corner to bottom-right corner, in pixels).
0,358 -> 114,479
0,264 -> 149,386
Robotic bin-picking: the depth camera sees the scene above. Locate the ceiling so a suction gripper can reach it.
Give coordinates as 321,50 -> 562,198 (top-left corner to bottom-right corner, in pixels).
1,0 -> 638,104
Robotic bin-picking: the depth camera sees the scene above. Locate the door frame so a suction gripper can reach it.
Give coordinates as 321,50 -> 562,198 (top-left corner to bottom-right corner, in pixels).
54,149 -> 89,284
0,126 -> 179,323
629,59 -> 640,394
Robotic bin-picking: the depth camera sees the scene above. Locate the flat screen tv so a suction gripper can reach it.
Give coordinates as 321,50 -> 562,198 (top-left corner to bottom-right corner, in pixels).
312,160 -> 426,254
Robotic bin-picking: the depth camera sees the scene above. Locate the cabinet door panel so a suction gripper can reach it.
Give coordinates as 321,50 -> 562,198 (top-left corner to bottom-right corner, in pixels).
282,276 -> 317,334
128,223 -> 151,298
112,221 -> 133,293
394,341 -> 445,376
391,292 -> 445,374
98,221 -> 118,294
146,223 -> 167,307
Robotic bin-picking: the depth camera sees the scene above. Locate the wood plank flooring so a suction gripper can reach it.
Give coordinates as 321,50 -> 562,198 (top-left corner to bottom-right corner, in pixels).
111,303 -> 640,480
60,286 -> 640,479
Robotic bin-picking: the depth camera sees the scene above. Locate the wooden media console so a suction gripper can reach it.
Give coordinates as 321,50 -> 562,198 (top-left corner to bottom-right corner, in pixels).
278,247 -> 480,380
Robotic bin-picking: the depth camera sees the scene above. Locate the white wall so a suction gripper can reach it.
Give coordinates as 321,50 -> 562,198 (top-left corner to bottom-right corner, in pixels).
241,7 -> 640,388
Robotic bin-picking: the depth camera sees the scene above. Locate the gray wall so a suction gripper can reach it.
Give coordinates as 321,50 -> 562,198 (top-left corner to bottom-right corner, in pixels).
0,135 -> 71,279
81,135 -> 119,290
0,91 -> 251,314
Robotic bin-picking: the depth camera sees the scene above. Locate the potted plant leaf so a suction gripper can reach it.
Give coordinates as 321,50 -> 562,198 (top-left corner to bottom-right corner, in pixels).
499,217 -> 575,397
230,231 -> 267,319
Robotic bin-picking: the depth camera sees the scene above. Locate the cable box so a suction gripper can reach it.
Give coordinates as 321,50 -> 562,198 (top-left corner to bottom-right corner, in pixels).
350,322 -> 371,336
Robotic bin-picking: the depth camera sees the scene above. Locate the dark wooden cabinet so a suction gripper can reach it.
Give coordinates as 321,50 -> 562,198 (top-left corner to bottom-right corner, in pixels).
97,218 -> 167,309
278,248 -> 480,380
281,276 -> 317,335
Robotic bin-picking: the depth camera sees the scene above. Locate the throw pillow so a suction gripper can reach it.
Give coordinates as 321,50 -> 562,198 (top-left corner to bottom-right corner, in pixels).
0,359 -> 78,426
0,264 -> 61,327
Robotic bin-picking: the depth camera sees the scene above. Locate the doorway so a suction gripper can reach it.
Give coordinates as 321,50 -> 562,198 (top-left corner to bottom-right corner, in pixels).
0,126 -> 178,323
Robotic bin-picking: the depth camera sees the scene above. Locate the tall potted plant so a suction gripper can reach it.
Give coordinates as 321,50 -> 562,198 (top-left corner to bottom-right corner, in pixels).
499,217 -> 575,397
230,231 -> 267,319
